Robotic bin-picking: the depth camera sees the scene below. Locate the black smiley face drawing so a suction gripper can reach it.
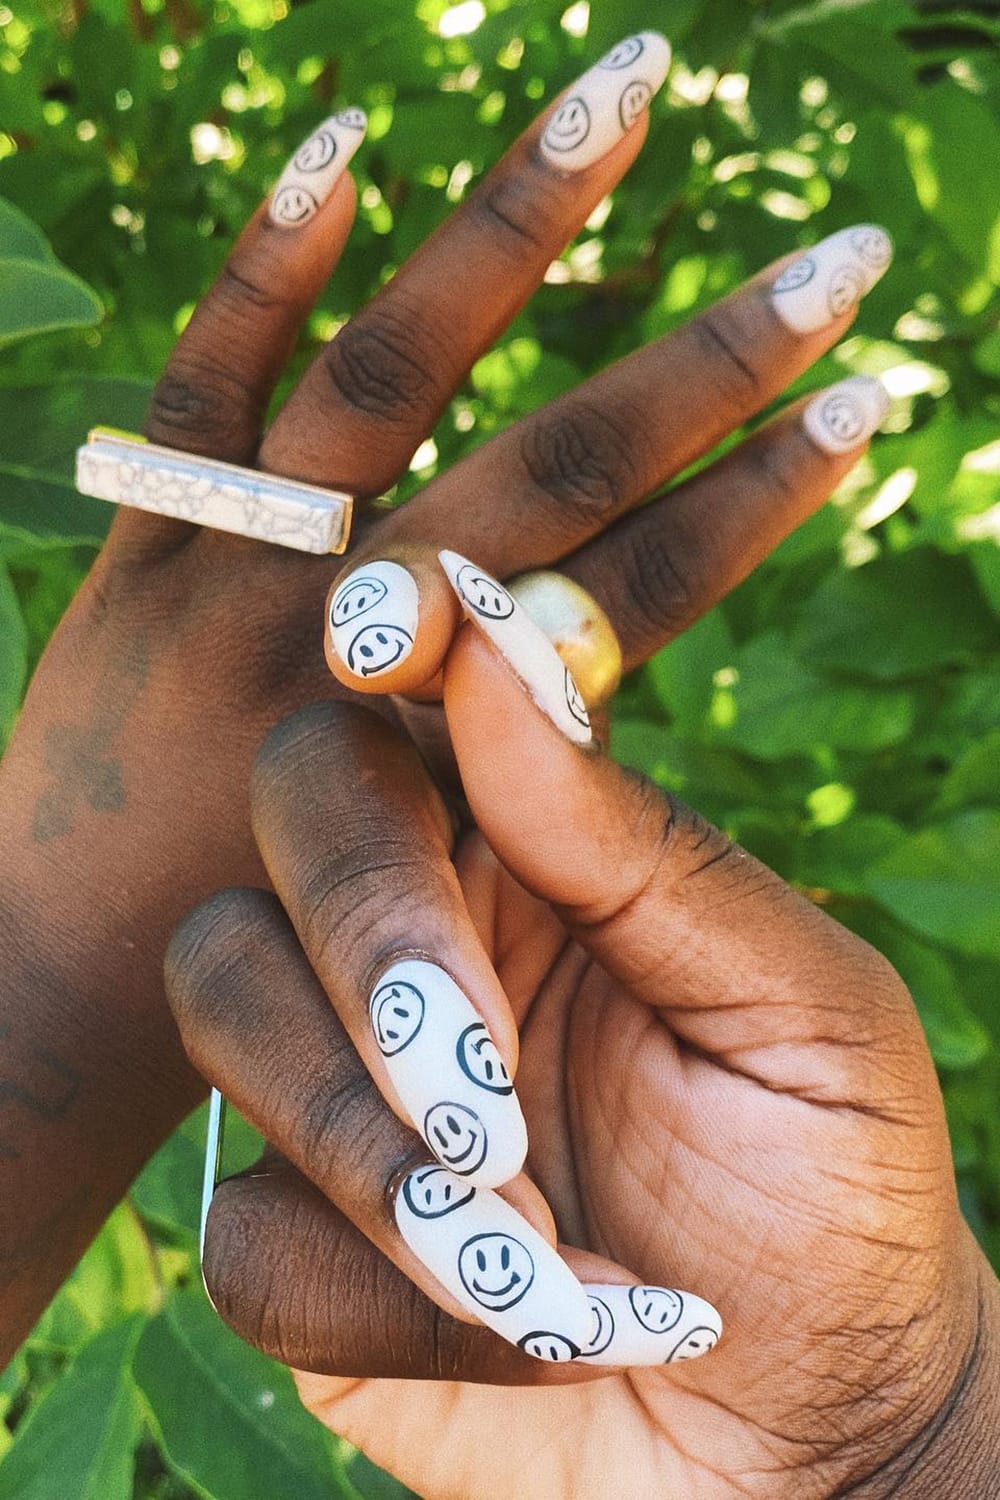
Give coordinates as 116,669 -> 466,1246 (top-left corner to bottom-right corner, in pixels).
629,1285 -> 683,1333
330,574 -> 388,627
458,1233 -> 535,1311
599,35 -> 644,69
271,185 -> 319,224
517,1331 -> 581,1362
619,79 -> 652,131
371,979 -> 425,1056
543,96 -> 592,155
455,564 -> 515,619
667,1325 -> 719,1362
583,1295 -> 615,1357
773,255 -> 816,294
401,1165 -> 476,1220
827,264 -> 864,317
423,1102 -> 488,1176
565,667 -> 590,728
335,106 -> 367,131
347,623 -> 414,676
849,226 -> 891,268
294,128 -> 337,173
456,1023 -> 513,1096
820,394 -> 865,444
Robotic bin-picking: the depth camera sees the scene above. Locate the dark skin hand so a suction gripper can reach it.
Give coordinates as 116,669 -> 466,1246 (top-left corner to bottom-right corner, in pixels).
165,606 -> 1000,1500
0,45 -> 899,1363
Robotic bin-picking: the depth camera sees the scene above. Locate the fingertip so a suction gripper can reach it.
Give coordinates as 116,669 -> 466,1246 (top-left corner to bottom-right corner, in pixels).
324,546 -> 461,694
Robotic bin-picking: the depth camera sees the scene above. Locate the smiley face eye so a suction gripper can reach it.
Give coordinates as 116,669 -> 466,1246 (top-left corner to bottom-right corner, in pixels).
477,1249 -> 487,1272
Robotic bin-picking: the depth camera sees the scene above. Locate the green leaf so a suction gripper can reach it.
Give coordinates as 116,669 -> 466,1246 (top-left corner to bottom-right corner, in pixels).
935,730 -> 1000,814
0,377 -> 152,544
793,814 -> 908,896
866,810 -> 1000,960
134,1289 -> 346,1500
846,911 -> 991,1071
0,565 -> 27,744
29,1204 -> 160,1357
795,549 -> 997,680
0,259 -> 103,349
0,1317 -> 143,1500
0,198 -> 54,264
647,606 -> 735,728
714,632 -> 914,759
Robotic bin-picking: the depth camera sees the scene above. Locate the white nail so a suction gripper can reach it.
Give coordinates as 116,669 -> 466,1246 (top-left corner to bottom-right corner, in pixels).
577,1284 -> 722,1366
803,375 -> 890,455
371,961 -> 527,1188
395,1166 -> 593,1358
438,550 -> 592,745
770,224 -> 893,334
540,32 -> 671,172
328,560 -> 417,679
269,108 -> 367,228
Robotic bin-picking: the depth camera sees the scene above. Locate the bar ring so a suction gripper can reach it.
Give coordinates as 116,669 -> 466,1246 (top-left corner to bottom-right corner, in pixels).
76,428 -> 355,554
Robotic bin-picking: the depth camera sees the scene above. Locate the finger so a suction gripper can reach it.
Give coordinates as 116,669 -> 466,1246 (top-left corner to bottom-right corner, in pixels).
165,883 -> 598,1358
439,557 -> 925,1082
258,33 -> 670,494
144,114 -> 364,464
381,224 -> 893,570
248,702 -> 529,1188
563,374 -> 890,670
205,1159 -> 720,1377
323,374 -> 887,698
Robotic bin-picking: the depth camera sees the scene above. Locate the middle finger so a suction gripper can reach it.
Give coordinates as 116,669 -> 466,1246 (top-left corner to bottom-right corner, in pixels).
259,32 -> 672,496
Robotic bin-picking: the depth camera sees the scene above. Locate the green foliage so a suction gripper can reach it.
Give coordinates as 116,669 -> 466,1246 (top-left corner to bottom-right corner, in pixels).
0,0 -> 998,1494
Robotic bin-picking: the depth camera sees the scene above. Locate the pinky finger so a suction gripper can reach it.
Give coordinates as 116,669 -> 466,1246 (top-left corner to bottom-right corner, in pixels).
565,373 -> 890,672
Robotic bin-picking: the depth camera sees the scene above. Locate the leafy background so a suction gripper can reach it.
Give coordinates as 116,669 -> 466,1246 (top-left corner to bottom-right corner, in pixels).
1,0 -> 998,1494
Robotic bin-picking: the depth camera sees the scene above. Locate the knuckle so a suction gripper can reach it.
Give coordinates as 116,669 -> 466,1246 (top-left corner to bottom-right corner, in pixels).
251,702 -> 373,808
296,841 -> 443,979
693,304 -> 766,414
145,360 -> 257,456
616,526 -> 707,647
746,429 -> 801,508
164,888 -> 282,1041
468,170 -> 551,255
323,298 -> 450,427
216,259 -> 285,318
519,401 -> 644,533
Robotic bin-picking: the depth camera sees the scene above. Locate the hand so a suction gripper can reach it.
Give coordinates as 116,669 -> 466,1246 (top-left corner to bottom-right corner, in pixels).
0,27 -> 893,1354
166,560 -> 1000,1500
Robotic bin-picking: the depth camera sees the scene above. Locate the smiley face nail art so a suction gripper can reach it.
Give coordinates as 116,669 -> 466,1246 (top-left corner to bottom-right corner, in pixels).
540,32 -> 671,172
269,108 -> 368,229
328,560 -> 418,681
802,375 -> 890,456
395,1166 -> 593,1356
438,550 -> 593,745
577,1283 -> 722,1366
371,960 -> 527,1188
770,223 -> 893,334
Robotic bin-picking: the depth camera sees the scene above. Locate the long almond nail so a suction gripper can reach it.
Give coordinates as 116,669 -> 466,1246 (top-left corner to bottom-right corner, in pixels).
540,32 -> 671,172
269,109 -> 367,228
577,1284 -> 722,1366
395,1165 -> 593,1359
371,961 -> 527,1188
770,224 -> 893,333
327,560 -> 417,680
803,375 -> 889,455
438,550 -> 592,745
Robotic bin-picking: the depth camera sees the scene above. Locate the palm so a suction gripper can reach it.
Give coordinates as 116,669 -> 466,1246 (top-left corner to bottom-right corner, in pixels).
296,834 -> 958,1500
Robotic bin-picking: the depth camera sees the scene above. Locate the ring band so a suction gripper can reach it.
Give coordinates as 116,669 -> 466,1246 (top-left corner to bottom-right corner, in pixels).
75,428 -> 355,554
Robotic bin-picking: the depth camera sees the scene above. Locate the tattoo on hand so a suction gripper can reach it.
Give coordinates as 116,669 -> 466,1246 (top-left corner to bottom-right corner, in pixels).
32,633 -> 149,843
0,1021 -> 80,1160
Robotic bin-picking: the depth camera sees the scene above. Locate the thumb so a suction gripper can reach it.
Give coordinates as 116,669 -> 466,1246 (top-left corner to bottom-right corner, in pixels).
439,552 -> 921,1084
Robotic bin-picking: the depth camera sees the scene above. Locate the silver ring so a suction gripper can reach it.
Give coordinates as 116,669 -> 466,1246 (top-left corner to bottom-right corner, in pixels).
75,428 -> 355,554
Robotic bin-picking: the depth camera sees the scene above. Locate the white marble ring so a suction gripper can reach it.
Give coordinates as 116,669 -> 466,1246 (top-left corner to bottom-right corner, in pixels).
75,428 -> 355,554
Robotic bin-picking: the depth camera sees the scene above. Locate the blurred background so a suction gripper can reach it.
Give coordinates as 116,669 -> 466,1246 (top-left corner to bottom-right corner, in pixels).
1,0 -> 998,1495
